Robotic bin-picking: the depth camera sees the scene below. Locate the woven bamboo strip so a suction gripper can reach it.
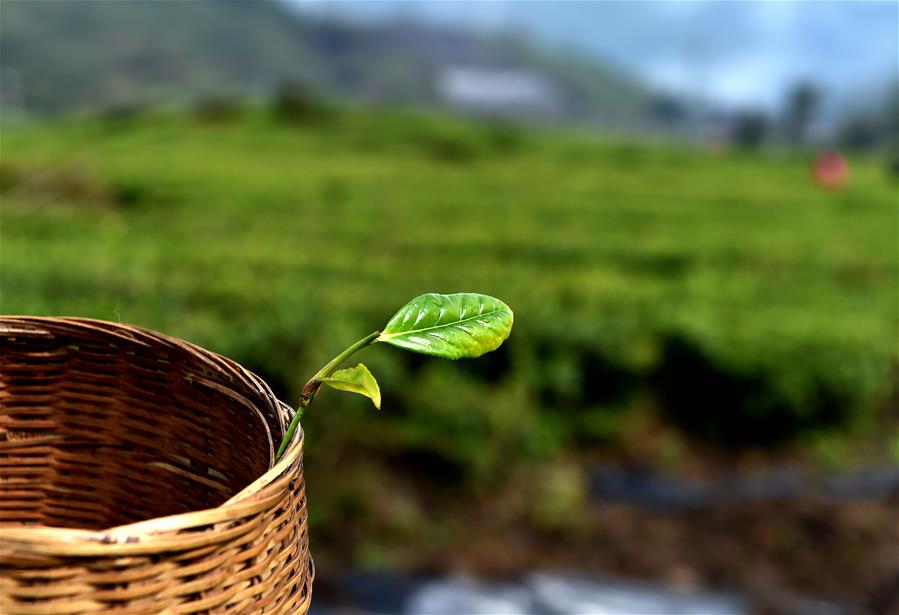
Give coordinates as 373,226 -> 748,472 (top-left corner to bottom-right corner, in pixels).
0,317 -> 313,614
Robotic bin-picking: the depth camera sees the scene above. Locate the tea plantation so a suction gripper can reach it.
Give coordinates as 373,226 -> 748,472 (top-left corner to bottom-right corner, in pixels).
2,105 -> 896,560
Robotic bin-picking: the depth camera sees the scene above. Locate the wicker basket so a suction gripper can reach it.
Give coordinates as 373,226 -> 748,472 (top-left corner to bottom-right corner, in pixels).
0,317 -> 313,614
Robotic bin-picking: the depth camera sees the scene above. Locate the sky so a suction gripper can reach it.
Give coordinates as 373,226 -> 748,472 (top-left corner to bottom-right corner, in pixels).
290,0 -> 898,112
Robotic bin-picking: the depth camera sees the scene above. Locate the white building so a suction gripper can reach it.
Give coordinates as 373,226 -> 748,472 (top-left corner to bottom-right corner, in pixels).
436,65 -> 560,117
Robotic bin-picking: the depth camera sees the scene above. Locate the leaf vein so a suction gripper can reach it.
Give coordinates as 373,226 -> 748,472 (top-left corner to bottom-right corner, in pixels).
380,307 -> 510,340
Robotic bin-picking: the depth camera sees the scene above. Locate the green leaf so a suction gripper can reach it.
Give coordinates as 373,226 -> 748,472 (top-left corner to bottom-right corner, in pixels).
377,293 -> 513,359
321,363 -> 381,410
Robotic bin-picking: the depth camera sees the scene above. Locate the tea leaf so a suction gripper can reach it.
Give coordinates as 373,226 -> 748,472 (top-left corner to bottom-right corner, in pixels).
378,293 -> 513,359
321,363 -> 381,410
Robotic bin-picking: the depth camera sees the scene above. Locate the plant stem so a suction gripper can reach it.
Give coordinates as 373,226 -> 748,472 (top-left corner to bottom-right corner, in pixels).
276,405 -> 304,461
275,330 -> 380,461
308,330 -> 382,388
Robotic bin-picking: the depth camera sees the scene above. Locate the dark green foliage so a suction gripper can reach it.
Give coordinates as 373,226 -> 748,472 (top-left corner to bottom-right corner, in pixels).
415,129 -> 482,163
837,82 -> 899,154
0,162 -> 23,193
732,110 -> 769,150
783,81 -> 821,147
0,162 -> 110,205
654,335 -> 855,444
97,103 -> 151,128
484,121 -> 528,154
271,83 -> 339,126
192,96 -> 245,124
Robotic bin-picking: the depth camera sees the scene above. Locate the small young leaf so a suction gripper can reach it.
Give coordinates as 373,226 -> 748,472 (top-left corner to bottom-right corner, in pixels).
377,293 -> 513,359
321,363 -> 381,410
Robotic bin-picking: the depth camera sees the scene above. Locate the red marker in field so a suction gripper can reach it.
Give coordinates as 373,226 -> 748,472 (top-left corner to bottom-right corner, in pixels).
812,150 -> 850,190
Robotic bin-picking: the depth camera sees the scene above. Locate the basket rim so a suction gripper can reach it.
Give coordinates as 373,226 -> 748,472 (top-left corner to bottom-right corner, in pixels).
0,315 -> 305,557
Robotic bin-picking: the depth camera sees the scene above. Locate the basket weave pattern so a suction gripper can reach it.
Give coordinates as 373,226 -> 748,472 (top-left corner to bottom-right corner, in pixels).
0,317 -> 313,614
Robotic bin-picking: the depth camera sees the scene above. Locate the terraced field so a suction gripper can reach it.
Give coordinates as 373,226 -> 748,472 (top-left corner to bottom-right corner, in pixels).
2,105 -> 896,566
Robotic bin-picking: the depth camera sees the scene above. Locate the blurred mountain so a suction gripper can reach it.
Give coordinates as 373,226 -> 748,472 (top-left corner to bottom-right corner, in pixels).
0,0 -> 652,124
305,1 -> 898,112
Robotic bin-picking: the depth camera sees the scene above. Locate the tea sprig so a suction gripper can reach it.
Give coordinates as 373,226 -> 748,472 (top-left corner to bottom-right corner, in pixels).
275,293 -> 514,460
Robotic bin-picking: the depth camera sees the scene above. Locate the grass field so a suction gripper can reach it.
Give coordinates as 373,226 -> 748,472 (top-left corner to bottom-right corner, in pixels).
2,104 -> 896,565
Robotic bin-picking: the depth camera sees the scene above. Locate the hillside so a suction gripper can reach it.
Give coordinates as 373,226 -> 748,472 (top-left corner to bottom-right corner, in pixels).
2,102 -> 897,607
3,105 -> 895,459
0,0 -> 651,122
